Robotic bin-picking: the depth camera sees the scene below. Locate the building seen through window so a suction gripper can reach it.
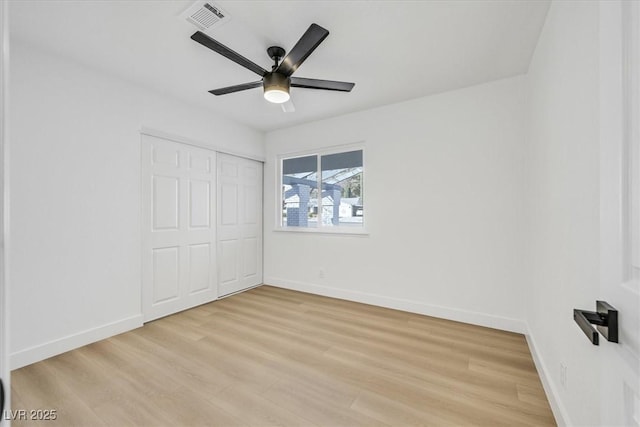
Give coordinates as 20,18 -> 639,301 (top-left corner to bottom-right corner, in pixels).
281,149 -> 363,228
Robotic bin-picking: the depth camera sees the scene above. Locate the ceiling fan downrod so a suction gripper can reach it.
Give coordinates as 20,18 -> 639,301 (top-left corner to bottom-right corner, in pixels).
267,46 -> 286,70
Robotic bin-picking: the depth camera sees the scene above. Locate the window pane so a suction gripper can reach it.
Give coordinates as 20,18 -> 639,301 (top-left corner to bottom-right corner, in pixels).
320,150 -> 363,227
282,155 -> 318,227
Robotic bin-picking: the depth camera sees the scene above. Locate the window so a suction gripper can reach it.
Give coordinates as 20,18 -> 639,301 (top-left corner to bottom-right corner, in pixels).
280,148 -> 364,230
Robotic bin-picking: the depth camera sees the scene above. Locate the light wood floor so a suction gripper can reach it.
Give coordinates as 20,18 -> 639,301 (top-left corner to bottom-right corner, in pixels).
12,286 -> 555,426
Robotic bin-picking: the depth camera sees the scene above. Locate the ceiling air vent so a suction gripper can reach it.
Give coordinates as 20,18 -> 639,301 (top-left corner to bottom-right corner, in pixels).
181,1 -> 230,31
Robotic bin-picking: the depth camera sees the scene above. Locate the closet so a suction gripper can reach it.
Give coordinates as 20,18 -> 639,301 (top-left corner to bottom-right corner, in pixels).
141,133 -> 262,321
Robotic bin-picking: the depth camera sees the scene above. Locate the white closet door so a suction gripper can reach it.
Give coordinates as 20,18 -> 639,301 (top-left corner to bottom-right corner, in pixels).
217,153 -> 263,297
141,134 -> 217,321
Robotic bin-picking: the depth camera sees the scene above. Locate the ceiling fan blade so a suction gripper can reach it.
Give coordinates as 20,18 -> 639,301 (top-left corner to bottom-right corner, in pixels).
209,81 -> 263,95
191,31 -> 268,77
276,23 -> 329,77
281,99 -> 296,113
291,77 -> 355,92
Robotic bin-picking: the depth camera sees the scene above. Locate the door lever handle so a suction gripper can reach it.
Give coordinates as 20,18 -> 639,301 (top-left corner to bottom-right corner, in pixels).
573,301 -> 618,345
0,378 -> 4,420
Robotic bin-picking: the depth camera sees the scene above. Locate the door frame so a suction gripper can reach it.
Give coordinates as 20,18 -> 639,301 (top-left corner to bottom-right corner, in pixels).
140,127 -> 265,163
1,0 -> 10,423
598,1 -> 640,424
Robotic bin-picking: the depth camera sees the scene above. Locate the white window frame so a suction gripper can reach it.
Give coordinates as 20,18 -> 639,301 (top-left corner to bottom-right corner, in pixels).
276,142 -> 367,235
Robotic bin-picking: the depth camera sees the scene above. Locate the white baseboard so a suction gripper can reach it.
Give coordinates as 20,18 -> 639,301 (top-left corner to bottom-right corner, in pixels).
264,277 -> 526,334
10,315 -> 143,370
524,324 -> 570,426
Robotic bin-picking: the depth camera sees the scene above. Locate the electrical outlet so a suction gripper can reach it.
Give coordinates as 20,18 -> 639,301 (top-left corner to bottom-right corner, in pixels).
560,363 -> 567,389
318,269 -> 325,279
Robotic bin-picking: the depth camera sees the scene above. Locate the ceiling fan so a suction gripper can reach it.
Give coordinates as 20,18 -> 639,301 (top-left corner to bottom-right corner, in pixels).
190,23 -> 355,111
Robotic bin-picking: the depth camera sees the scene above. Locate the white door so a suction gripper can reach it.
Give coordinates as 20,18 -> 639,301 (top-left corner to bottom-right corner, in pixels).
599,2 -> 640,425
141,134 -> 217,321
217,153 -> 263,297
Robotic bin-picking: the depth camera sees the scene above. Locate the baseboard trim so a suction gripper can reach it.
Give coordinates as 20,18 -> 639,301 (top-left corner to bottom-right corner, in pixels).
264,277 -> 526,334
524,324 -> 570,426
10,315 -> 143,370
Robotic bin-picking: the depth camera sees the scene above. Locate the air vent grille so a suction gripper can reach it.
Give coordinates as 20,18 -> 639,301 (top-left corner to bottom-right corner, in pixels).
181,1 -> 230,31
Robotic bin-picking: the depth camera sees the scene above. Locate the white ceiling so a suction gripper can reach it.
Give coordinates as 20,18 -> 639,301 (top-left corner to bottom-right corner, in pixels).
9,0 -> 550,132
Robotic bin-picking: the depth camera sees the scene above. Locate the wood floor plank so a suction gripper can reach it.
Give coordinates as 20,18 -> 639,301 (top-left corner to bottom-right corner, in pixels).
262,378 -> 389,427
11,285 -> 555,426
208,384 -> 318,427
350,390 -> 461,426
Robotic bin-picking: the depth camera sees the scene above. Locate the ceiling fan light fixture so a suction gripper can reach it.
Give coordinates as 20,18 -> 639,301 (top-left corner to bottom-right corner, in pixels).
264,88 -> 290,104
263,73 -> 290,104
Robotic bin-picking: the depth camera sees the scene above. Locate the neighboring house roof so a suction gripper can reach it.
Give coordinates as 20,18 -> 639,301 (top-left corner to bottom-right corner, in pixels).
341,198 -> 363,206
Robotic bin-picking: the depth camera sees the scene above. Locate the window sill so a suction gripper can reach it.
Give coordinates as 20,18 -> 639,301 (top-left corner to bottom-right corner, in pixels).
273,227 -> 369,236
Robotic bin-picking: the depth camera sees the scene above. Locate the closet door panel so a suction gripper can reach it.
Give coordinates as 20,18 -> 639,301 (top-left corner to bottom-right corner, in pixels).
217,153 -> 263,296
142,134 -> 217,321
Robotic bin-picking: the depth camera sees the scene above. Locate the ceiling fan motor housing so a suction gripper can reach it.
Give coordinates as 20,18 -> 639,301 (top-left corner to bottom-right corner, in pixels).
263,72 -> 290,93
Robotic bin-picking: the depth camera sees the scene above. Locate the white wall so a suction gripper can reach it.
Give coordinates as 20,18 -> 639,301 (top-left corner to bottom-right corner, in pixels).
264,76 -> 526,332
524,2 -> 601,425
9,40 -> 263,369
